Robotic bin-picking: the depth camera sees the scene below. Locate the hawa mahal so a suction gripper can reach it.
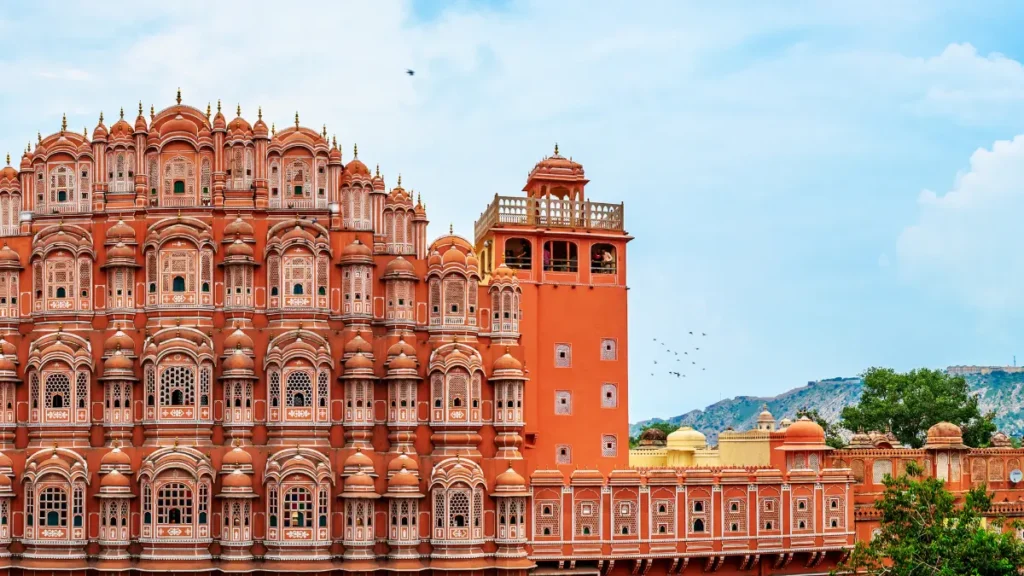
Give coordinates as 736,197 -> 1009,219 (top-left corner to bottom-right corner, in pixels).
0,90 -> 1013,575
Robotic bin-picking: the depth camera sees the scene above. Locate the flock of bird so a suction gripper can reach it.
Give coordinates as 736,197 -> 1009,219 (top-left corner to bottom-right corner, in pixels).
651,331 -> 707,379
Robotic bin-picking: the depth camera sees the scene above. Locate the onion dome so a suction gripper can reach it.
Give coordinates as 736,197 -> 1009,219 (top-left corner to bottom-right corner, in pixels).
371,165 -> 385,191
387,452 -> 419,475
525,144 -> 587,189
102,348 -> 135,380
992,431 -> 1013,448
227,104 -> 252,137
637,427 -> 668,447
0,452 -> 13,471
100,444 -> 133,471
383,256 -> 416,279
282,223 -> 313,243
429,233 -> 474,254
386,465 -> 422,498
924,422 -> 968,450
493,464 -> 527,495
778,417 -> 793,430
492,349 -> 526,380
100,468 -> 132,489
109,112 -> 133,140
0,338 -> 15,359
441,246 -> 467,266
225,238 -> 254,258
342,471 -> 379,498
491,263 -> 517,281
0,354 -> 17,381
134,106 -> 149,132
93,112 -> 108,140
777,416 -> 832,452
253,107 -> 269,139
339,238 -> 373,264
466,251 -> 479,270
329,139 -> 342,163
386,337 -> 416,359
342,352 -> 375,379
666,426 -> 707,452
344,333 -> 372,356
385,352 -> 419,381
427,250 -> 442,268
220,346 -> 256,380
104,328 -> 135,356
223,215 -> 254,238
223,326 -> 254,352
343,144 -> 370,178
757,405 -> 774,424
107,241 -> 135,261
213,101 -> 227,130
223,443 -> 254,468
20,149 -> 31,171
343,448 -> 375,477
0,473 -> 12,496
106,219 -> 136,244
0,161 -> 17,183
222,468 -> 254,491
0,243 -> 21,270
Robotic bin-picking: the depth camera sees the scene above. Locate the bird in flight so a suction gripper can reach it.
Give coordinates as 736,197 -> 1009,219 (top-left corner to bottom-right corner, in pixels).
702,332 -> 707,336
688,331 -> 693,335
406,69 -> 415,76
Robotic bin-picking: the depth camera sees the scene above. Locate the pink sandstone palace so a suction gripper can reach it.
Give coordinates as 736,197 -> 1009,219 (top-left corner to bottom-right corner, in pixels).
0,91 -> 1013,575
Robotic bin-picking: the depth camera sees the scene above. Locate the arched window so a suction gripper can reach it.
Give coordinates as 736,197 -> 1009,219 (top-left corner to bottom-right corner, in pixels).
173,181 -> 185,194
505,238 -> 532,269
55,287 -> 66,298
543,240 -> 578,272
157,482 -> 193,524
286,372 -> 312,408
591,243 -> 616,274
283,487 -> 312,528
172,276 -> 185,292
39,487 -> 68,526
693,519 -> 705,532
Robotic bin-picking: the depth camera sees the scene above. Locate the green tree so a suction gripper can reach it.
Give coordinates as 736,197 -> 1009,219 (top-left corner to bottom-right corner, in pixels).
795,407 -> 846,449
840,368 -> 995,448
629,421 -> 678,448
837,461 -> 1024,576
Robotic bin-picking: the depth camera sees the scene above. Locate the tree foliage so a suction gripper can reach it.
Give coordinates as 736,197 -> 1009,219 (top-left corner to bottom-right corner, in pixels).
629,421 -> 677,448
837,461 -> 1024,576
796,407 -> 846,449
840,368 -> 995,448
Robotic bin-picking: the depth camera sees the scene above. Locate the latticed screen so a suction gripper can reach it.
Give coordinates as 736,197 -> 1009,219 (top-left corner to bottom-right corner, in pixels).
157,482 -> 193,524
286,371 -> 313,407
269,370 -> 280,407
825,496 -> 845,529
793,496 -> 812,531
652,499 -> 674,535
602,434 -> 617,457
725,498 -> 746,532
283,487 -> 313,528
161,250 -> 196,293
536,500 -> 560,537
38,487 -> 68,527
556,444 -> 572,464
317,371 -> 329,407
872,459 -> 892,484
613,500 -> 637,535
555,391 -> 571,415
160,365 -> 195,406
45,372 -> 71,409
761,497 -> 780,531
555,343 -> 571,367
601,383 -> 617,408
284,255 -> 313,296
46,258 -> 73,299
75,371 -> 88,409
574,498 -> 599,537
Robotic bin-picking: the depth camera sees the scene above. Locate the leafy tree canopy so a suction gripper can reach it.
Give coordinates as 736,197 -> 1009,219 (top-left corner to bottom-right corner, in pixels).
629,421 -> 677,448
837,461 -> 1024,576
840,367 -> 995,448
796,407 -> 846,449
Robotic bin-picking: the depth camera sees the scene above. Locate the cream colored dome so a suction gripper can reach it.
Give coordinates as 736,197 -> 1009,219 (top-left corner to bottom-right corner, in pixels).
666,426 -> 706,451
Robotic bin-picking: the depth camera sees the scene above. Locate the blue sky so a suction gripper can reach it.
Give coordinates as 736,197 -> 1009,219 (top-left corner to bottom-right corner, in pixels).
3,1 -> 1024,421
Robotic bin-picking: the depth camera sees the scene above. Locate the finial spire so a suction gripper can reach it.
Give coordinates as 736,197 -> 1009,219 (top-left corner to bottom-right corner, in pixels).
331,135 -> 337,148
217,99 -> 222,113
258,106 -> 262,120
295,111 -> 300,128
60,113 -> 67,134
119,107 -> 124,120
449,223 -> 453,234
554,142 -> 559,155
176,87 -> 182,105
397,174 -> 402,187
150,104 -> 155,120
138,101 -> 143,116
375,164 -> 380,178
206,102 -> 211,119
271,123 -> 276,136
83,126 -> 87,138
37,131 -> 42,144
99,111 -> 104,123
236,103 -> 241,117
353,143 -> 358,158
4,154 -> 8,166
322,124 -> 327,138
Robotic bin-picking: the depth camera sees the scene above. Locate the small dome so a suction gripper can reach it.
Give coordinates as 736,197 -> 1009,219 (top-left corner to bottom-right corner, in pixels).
429,234 -> 474,254
223,327 -> 253,351
344,471 -> 375,490
388,466 -> 420,489
134,111 -> 148,132
104,329 -> 134,354
385,256 -> 415,276
342,239 -> 373,259
0,165 -> 17,182
388,452 -> 419,473
43,454 -> 71,472
0,355 -> 15,373
103,349 -> 134,372
101,445 -> 131,467
0,452 -> 13,469
345,449 -> 373,471
386,337 -> 416,358
925,421 -> 966,450
107,219 -> 136,242
493,351 -> 523,373
0,339 -> 15,359
0,243 -> 20,266
227,112 -> 252,135
223,215 -> 254,237
222,468 -> 253,488
281,224 -> 313,243
109,117 -> 133,139
784,416 -> 826,444
223,348 -> 254,371
160,114 -> 198,137
226,239 -> 254,258
428,250 -> 442,268
389,352 -> 417,371
441,247 -> 467,266
757,405 -> 775,423
0,474 -> 11,489
991,431 -> 1012,448
344,157 -> 370,177
495,464 -> 526,489
666,426 -> 707,451
93,117 -> 108,140
223,445 -> 253,466
329,145 -> 342,162
101,469 -> 132,488
344,352 -> 374,372
344,333 -> 372,355
106,241 -> 135,260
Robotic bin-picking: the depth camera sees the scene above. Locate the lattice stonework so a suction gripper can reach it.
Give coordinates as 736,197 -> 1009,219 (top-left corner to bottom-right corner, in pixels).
601,434 -> 617,457
601,383 -> 617,408
760,497 -> 780,531
159,365 -> 195,408
554,390 -> 571,415
601,338 -> 617,360
613,499 -> 637,536
725,497 -> 746,533
536,500 -> 560,537
652,499 -> 675,535
556,444 -> 572,464
689,493 -> 710,534
793,495 -> 813,531
825,495 -> 845,529
554,343 -> 571,367
574,498 -> 599,537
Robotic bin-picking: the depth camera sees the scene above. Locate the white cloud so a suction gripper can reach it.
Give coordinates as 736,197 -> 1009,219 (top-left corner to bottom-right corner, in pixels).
897,134 -> 1024,309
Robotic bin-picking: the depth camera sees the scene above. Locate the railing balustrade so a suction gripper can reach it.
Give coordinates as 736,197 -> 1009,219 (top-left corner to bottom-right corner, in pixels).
476,196 -> 624,238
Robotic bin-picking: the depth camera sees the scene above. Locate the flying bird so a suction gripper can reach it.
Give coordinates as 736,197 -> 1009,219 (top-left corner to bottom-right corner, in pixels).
406,69 -> 415,76
696,347 -> 700,351
688,331 -> 693,335
702,332 -> 706,336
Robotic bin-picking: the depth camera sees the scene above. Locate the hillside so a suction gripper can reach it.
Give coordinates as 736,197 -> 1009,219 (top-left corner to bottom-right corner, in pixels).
631,370 -> 1024,444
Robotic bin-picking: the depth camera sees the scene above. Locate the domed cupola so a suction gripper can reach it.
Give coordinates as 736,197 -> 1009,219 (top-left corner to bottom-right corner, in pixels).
252,107 -> 269,139
93,111 -> 109,141
226,104 -> 253,140
212,100 -> 227,131
0,243 -> 21,271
